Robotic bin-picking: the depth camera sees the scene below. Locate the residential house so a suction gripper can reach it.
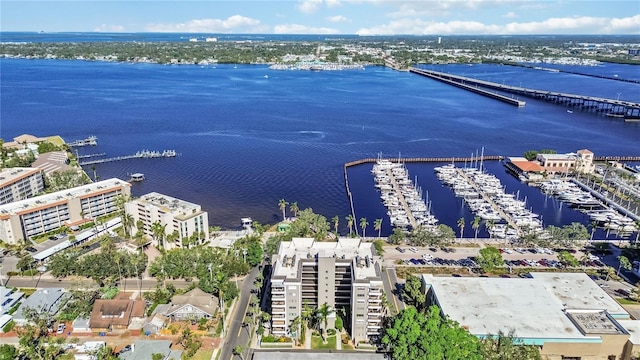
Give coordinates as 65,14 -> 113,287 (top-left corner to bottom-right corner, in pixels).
119,340 -> 182,360
163,288 -> 218,322
89,293 -> 145,333
13,288 -> 70,326
0,286 -> 24,314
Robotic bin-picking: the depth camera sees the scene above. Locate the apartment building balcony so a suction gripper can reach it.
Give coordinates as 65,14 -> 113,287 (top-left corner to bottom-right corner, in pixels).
272,294 -> 285,299
369,289 -> 383,296
272,314 -> 285,320
272,300 -> 285,306
301,279 -> 317,285
272,307 -> 286,315
273,320 -> 286,326
272,286 -> 285,293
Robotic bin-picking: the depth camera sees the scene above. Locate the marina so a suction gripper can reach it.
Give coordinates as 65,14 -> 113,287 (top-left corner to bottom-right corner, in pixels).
79,149 -> 177,166
68,135 -> 97,147
372,158 -> 437,230
435,163 -> 545,241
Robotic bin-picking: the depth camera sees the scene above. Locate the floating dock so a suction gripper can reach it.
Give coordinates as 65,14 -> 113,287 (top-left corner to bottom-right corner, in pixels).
68,136 -> 98,147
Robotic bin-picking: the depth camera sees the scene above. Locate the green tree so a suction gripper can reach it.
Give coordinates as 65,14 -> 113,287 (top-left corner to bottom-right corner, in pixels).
472,216 -> 481,239
381,306 -> 481,360
477,246 -> 504,273
402,275 -> 426,310
232,345 -> 244,360
151,354 -> 164,360
436,224 -> 456,245
331,216 -> 340,235
457,217 -> 465,241
16,308 -> 67,360
374,218 -> 383,238
278,199 -> 288,221
0,344 -> 17,360
345,214 -> 354,236
290,202 -> 299,218
618,255 -> 632,276
478,330 -> 542,360
388,227 -> 405,245
557,251 -> 579,267
150,221 -> 167,249
246,240 -> 264,266
316,302 -> 334,334
523,150 -> 538,161
360,217 -> 369,238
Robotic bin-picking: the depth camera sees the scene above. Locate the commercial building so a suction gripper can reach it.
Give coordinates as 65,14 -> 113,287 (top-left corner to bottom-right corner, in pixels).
269,238 -> 383,344
537,148 -> 595,175
422,272 -> 639,360
125,192 -> 209,249
0,178 -> 131,245
0,167 -> 44,205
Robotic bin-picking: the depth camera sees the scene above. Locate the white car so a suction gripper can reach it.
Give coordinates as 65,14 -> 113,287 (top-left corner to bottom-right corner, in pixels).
422,253 -> 433,260
409,247 -> 417,253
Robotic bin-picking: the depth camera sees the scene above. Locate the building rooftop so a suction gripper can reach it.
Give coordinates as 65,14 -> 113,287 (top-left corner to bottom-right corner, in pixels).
136,192 -> 203,219
0,178 -> 130,216
31,151 -> 74,175
617,320 -> 640,345
507,157 -> 544,172
422,273 -> 629,343
272,238 -> 378,280
0,167 -> 41,187
566,310 -> 627,335
119,340 -> 182,360
531,272 -> 629,318
538,153 -> 577,161
13,288 -> 68,322
165,288 -> 218,316
251,351 -> 387,360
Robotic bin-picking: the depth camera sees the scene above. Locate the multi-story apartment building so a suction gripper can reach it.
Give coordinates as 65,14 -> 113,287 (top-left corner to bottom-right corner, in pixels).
270,238 -> 384,344
125,192 -> 209,249
0,178 -> 131,244
0,167 -> 45,205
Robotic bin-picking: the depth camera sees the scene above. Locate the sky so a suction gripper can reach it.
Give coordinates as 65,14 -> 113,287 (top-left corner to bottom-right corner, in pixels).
1,0 -> 639,35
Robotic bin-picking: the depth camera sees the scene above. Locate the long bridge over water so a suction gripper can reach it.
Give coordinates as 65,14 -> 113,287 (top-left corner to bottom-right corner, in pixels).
409,68 -> 640,120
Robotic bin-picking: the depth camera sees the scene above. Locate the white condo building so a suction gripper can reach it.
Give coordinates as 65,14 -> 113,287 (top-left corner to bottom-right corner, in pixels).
0,167 -> 45,205
125,192 -> 209,249
0,178 -> 131,244
270,238 -> 384,344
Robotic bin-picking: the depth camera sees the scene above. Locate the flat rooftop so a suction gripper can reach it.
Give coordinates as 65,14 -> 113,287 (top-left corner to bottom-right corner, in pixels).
251,351 -> 387,360
531,272 -> 629,318
618,320 -> 640,345
0,167 -> 41,187
136,192 -> 202,218
273,238 -> 378,280
0,178 -> 130,215
567,311 -> 626,335
422,272 -> 629,343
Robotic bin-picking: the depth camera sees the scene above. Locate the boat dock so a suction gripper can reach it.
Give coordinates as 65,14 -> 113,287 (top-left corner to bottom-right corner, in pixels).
345,155 -> 503,168
68,136 -> 98,147
79,149 -> 177,166
571,178 -> 640,222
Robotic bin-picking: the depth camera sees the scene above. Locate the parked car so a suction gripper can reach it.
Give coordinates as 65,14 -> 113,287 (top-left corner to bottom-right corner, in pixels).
396,247 -> 406,253
57,324 -> 65,334
408,247 -> 417,253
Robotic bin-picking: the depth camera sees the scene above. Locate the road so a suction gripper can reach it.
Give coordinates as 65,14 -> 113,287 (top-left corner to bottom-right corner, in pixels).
382,267 -> 405,314
218,266 -> 260,360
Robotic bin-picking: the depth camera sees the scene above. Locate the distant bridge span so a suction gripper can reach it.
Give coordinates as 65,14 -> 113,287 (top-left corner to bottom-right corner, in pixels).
409,67 -> 640,120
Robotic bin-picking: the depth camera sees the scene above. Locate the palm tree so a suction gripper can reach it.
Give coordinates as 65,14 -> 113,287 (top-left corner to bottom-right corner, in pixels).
290,202 -> 299,218
486,219 -> 495,238
121,213 -> 134,239
289,316 -> 302,345
457,217 -> 465,242
360,217 -> 369,238
232,345 -> 244,360
374,218 -> 383,238
166,230 -> 180,247
345,215 -> 354,236
316,302 -> 334,336
589,220 -> 598,242
331,216 -> 339,236
278,199 -> 288,221
150,221 -> 167,249
472,216 -> 481,239
301,300 -> 318,332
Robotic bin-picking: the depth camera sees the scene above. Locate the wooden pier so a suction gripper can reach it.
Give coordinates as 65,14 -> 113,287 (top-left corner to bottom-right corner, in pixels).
344,156 -> 503,168
79,149 -> 176,166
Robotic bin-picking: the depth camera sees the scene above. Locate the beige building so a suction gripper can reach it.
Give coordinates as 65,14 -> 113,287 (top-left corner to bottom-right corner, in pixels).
0,167 -> 45,205
422,272 -> 640,360
0,178 -> 130,244
270,238 -> 383,344
536,148 -> 595,175
125,192 -> 209,249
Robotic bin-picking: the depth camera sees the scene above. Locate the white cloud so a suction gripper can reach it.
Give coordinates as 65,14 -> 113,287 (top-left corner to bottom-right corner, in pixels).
327,15 -> 349,23
298,0 -> 323,14
145,15 -> 263,33
94,24 -> 125,32
326,0 -> 342,8
502,11 -> 517,19
274,23 -> 340,34
356,15 -> 640,35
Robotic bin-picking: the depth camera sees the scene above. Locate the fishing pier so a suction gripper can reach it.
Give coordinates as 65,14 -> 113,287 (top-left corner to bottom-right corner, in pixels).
79,149 -> 177,166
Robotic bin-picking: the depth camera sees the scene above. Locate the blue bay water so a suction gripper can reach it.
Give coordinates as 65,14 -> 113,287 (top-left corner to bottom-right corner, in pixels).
1,57 -> 639,236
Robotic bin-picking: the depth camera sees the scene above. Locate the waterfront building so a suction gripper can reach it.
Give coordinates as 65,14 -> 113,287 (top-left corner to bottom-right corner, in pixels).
0,167 -> 44,204
125,192 -> 209,249
1,133 -> 49,151
0,178 -> 131,244
536,148 -> 595,175
422,272 -> 637,360
31,150 -> 74,175
269,238 -> 383,344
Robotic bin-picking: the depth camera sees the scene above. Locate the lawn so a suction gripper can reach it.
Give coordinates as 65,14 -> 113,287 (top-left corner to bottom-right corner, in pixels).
190,349 -> 214,360
616,297 -> 640,305
311,335 -> 336,350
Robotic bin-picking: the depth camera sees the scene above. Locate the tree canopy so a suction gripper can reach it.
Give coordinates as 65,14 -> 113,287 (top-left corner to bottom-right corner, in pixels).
476,246 -> 504,272
381,306 -> 482,360
402,275 -> 426,310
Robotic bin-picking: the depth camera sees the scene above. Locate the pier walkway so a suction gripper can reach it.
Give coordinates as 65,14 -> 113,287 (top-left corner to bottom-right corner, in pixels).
455,168 -> 520,233
345,155 -> 503,168
385,167 -> 418,229
409,68 -> 640,119
79,150 -> 176,166
571,178 -> 640,222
